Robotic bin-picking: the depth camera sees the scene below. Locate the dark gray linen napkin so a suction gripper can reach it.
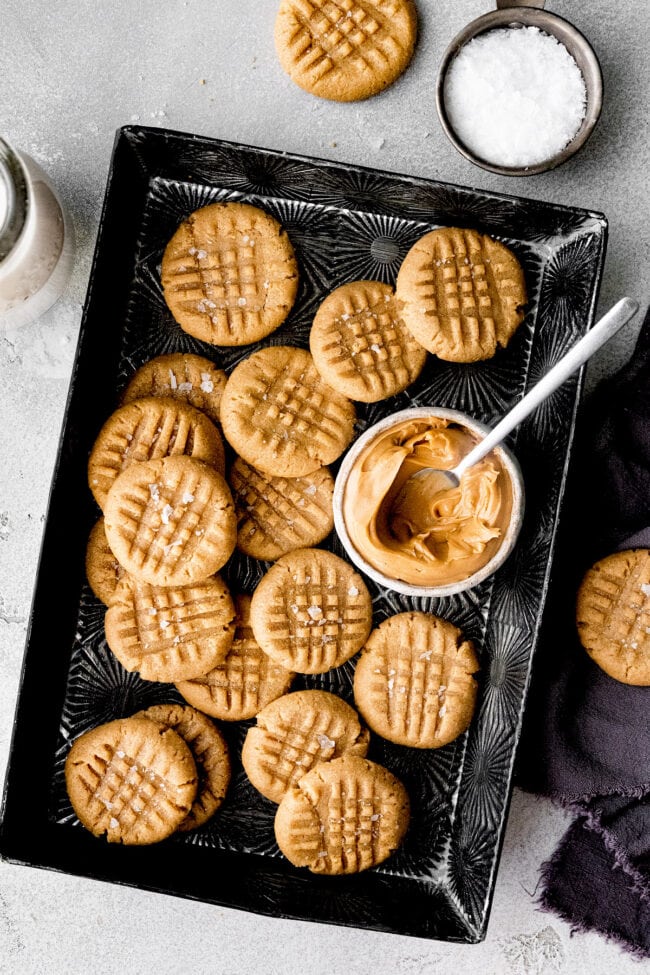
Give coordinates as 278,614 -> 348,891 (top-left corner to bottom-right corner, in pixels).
517,304 -> 650,956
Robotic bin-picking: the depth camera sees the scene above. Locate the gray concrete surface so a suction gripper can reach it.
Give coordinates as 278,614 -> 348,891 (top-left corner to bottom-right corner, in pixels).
1,1 -> 648,972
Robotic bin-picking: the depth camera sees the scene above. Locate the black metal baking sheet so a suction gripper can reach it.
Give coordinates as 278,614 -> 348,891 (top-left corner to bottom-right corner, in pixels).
0,126 -> 607,943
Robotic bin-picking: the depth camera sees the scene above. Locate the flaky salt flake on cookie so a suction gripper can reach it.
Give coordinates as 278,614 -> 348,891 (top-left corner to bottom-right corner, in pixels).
121,354 -> 227,425
576,549 -> 650,686
133,704 -> 230,831
250,547 -> 372,674
230,458 -> 335,560
274,755 -> 409,874
85,517 -> 125,606
105,573 -> 236,683
395,227 -> 527,363
310,280 -> 426,402
161,202 -> 298,346
65,717 -> 198,845
104,456 -> 236,587
353,611 -> 479,748
275,0 -> 418,103
242,689 -> 369,803
88,396 -> 225,510
176,594 -> 295,721
221,346 -> 356,478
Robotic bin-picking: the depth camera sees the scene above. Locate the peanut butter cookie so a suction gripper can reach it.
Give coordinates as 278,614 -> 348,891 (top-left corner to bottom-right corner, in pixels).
353,611 -> 480,748
242,689 -> 369,803
310,280 -> 426,402
161,201 -> 298,346
229,457 -> 335,560
105,573 -> 236,683
176,595 -> 295,720
274,755 -> 409,874
576,549 -> 650,686
220,346 -> 356,478
275,0 -> 418,102
395,227 -> 527,362
65,717 -> 198,845
250,548 -> 372,674
133,704 -> 230,831
85,517 -> 124,605
103,456 -> 236,587
121,353 -> 227,425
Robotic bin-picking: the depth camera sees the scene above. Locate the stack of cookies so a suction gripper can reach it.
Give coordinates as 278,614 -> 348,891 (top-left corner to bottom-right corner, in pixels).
71,197 -> 528,872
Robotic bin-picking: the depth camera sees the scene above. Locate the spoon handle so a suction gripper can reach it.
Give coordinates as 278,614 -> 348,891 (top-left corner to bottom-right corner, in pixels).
454,297 -> 640,480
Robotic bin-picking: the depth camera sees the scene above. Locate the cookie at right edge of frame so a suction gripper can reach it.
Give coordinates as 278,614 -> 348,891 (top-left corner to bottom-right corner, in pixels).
274,755 -> 410,875
353,611 -> 480,748
395,227 -> 527,363
576,549 -> 650,686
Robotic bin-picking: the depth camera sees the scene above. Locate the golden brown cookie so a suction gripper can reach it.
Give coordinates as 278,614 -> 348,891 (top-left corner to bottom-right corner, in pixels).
250,548 -> 372,674
85,517 -> 125,605
121,354 -> 227,425
241,689 -> 369,803
65,717 -> 198,845
576,549 -> 650,686
274,755 -> 409,874
229,457 -> 335,560
176,595 -> 295,720
310,280 -> 427,402
103,456 -> 237,587
161,201 -> 298,347
220,346 -> 356,478
353,612 -> 480,748
274,0 -> 418,103
395,227 -> 527,362
105,574 -> 236,683
88,396 -> 225,511
133,704 -> 230,831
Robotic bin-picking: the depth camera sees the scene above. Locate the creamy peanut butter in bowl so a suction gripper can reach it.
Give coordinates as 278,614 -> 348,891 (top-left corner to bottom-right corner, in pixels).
333,407 -> 525,597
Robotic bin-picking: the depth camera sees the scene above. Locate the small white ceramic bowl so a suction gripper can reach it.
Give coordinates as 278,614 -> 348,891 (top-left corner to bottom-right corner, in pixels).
333,407 -> 525,598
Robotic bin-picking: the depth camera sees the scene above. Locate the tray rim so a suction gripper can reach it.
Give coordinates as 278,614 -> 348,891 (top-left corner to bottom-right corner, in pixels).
0,124 -> 608,943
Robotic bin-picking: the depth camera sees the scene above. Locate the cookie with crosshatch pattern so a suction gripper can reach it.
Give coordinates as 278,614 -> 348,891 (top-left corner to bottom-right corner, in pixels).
121,353 -> 227,426
242,689 -> 369,803
220,346 -> 356,478
395,227 -> 527,363
310,280 -> 427,402
103,456 -> 236,587
105,573 -> 236,683
88,396 -> 225,511
274,0 -> 418,103
161,201 -> 298,346
274,754 -> 409,874
229,457 -> 335,560
250,548 -> 372,674
65,717 -> 198,845
133,704 -> 231,831
576,549 -> 650,686
353,612 -> 480,748
85,517 -> 125,606
176,595 -> 295,720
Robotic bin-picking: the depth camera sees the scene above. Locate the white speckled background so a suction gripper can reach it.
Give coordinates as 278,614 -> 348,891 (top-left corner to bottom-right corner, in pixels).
1,1 -> 648,972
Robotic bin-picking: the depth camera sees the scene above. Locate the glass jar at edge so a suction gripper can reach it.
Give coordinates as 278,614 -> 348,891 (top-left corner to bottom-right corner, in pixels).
0,137 -> 74,330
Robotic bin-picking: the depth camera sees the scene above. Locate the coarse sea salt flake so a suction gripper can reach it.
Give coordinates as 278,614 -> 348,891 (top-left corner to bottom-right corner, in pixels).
641,583 -> 650,597
160,620 -> 170,630
200,373 -> 214,393
348,586 -> 359,597
307,605 -> 323,620
444,26 -> 587,168
161,504 -> 173,525
177,382 -> 192,393
182,491 -> 195,504
149,483 -> 160,503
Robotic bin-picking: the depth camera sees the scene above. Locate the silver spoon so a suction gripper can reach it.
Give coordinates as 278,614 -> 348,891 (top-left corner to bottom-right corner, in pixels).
395,297 -> 639,506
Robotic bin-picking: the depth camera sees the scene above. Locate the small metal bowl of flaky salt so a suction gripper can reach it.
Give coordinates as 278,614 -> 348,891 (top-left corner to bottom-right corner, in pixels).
333,408 -> 525,598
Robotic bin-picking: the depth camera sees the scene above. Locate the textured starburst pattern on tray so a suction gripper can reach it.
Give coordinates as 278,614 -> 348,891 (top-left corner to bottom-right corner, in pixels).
47,131 -> 607,941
